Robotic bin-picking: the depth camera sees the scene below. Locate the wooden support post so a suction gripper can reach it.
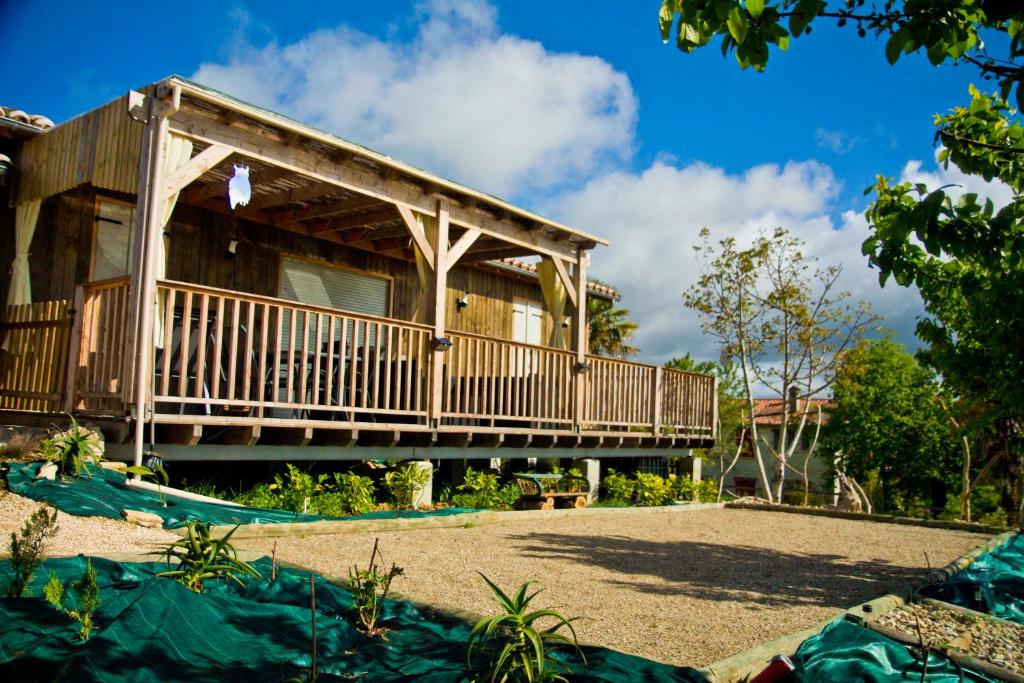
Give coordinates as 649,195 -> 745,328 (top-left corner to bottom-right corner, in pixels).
651,367 -> 663,436
130,91 -> 173,469
571,248 -> 589,432
428,199 -> 450,425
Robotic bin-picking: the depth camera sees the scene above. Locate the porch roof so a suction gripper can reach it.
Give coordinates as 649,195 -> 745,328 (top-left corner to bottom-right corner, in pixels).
165,76 -> 608,258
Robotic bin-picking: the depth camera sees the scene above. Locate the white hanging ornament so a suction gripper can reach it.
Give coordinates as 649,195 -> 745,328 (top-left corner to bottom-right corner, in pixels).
228,165 -> 251,210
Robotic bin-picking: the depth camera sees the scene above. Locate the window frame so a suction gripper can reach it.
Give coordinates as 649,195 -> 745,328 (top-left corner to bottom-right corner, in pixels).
89,195 -> 138,283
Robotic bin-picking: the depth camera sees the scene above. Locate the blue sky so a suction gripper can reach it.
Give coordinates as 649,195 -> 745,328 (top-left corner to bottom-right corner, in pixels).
0,0 -> 1006,367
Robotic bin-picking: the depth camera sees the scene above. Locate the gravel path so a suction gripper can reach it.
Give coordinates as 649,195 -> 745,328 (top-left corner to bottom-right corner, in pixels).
235,507 -> 992,667
0,492 -> 176,557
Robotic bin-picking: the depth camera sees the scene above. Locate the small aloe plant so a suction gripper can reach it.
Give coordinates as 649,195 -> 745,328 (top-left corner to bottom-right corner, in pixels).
155,521 -> 261,592
467,573 -> 585,683
126,461 -> 170,506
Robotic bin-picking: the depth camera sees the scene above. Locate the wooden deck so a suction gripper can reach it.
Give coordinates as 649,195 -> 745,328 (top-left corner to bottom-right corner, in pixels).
2,279 -> 717,450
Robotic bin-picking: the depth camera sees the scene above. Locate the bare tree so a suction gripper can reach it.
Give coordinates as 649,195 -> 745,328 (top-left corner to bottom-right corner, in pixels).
684,227 -> 876,503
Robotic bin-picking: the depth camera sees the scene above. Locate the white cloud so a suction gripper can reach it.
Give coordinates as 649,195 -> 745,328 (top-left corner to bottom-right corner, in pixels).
813,127 -> 860,155
193,0 -> 636,199
551,160 -> 925,366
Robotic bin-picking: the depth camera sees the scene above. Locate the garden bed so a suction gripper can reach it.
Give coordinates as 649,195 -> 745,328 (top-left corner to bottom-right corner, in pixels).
0,554 -> 705,682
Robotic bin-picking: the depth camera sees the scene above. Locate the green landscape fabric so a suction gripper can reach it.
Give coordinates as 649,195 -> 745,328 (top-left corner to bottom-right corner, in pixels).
5,462 -> 477,529
920,532 -> 1024,624
0,556 -> 708,682
792,618 -> 995,682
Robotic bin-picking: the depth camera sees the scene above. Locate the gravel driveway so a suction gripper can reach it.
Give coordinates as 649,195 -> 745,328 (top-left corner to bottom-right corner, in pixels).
237,507 -> 991,667
0,493 -> 994,668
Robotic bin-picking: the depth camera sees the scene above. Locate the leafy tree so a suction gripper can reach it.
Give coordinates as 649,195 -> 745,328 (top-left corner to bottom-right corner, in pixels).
659,0 -> 1024,523
683,227 -> 875,502
587,285 -> 639,358
822,337 -> 958,514
665,354 -> 745,500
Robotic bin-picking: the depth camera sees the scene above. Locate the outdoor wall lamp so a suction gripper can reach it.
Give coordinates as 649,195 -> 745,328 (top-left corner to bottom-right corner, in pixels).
433,337 -> 453,351
456,292 -> 470,311
0,154 -> 11,186
561,317 -> 571,328
575,361 -> 591,374
226,237 -> 239,257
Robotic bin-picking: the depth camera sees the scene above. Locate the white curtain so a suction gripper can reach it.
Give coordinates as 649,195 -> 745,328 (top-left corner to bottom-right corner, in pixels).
537,258 -> 567,349
153,134 -> 193,347
7,199 -> 41,308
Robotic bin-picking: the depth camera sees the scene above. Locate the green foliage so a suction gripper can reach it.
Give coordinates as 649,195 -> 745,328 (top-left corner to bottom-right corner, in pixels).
601,469 -> 635,504
634,472 -> 675,507
384,463 -> 432,509
347,540 -> 403,636
587,284 -> 639,357
156,521 -> 261,593
37,415 -> 103,479
673,474 -> 719,502
323,472 -> 376,516
232,482 -> 279,509
6,505 -> 59,598
822,337 -> 958,513
44,558 -> 100,640
659,0 -> 1024,109
453,467 -> 504,509
467,574 -> 585,683
270,464 -> 330,514
126,462 -> 170,506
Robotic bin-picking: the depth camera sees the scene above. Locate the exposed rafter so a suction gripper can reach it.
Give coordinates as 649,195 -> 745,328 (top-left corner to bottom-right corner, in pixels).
275,194 -> 383,225
310,206 -> 399,234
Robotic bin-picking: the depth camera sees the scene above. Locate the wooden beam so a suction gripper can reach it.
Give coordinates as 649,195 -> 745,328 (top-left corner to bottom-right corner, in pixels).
163,143 -> 233,200
429,199 -> 449,424
572,248 -> 589,432
275,194 -> 382,224
311,207 -> 399,233
446,228 -> 481,270
242,179 -> 335,211
459,246 -> 537,263
168,110 -> 578,263
397,204 -> 435,266
549,256 -> 577,308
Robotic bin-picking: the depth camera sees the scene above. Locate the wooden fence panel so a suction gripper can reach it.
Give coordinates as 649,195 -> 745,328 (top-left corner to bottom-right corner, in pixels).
0,299 -> 73,412
75,278 -> 131,413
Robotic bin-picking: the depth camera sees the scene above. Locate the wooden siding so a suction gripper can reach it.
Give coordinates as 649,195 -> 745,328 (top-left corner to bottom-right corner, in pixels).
16,96 -> 142,203
165,204 -> 551,344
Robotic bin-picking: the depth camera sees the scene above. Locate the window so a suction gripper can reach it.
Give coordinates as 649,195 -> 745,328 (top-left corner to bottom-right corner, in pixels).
278,257 -> 390,317
512,298 -> 542,345
91,199 -> 136,281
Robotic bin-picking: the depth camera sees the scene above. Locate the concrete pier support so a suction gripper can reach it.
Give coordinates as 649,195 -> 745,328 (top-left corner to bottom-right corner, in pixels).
573,458 -> 600,503
411,459 -> 433,509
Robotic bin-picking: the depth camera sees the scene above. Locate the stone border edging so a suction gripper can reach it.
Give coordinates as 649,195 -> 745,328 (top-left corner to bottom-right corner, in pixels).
699,529 -> 1019,682
725,501 -> 1013,535
195,501 -> 727,539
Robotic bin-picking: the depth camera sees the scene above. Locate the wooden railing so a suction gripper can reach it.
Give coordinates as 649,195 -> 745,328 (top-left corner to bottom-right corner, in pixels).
151,281 -> 432,421
73,277 -> 131,413
0,299 -> 73,412
443,332 -> 575,426
56,279 -> 718,440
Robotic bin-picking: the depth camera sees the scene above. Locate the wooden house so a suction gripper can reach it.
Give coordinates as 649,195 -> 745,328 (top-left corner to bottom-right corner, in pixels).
0,77 -> 716,469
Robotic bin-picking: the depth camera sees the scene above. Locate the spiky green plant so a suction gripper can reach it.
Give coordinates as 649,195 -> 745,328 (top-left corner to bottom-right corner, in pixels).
126,462 -> 169,506
467,574 -> 585,683
44,558 -> 100,640
6,505 -> 59,598
38,414 -> 103,479
383,463 -> 431,509
155,521 -> 261,593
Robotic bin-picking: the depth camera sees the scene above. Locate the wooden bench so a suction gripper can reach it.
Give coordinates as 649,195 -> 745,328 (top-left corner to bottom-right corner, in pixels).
513,473 -> 591,510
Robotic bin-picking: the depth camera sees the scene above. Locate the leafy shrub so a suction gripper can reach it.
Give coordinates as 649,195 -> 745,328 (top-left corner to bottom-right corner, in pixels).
156,521 -> 261,592
347,539 -> 403,636
453,467 -> 502,509
37,415 -> 103,479
232,483 -> 279,509
330,472 -> 376,515
602,469 -> 634,504
497,482 -> 521,509
634,473 -> 674,507
467,574 -> 584,682
45,558 -> 100,640
673,475 -> 719,503
384,463 -> 431,509
6,505 -> 59,597
270,464 -> 330,514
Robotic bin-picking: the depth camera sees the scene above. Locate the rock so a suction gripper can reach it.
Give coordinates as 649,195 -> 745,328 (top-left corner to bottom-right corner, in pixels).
122,509 -> 164,528
35,462 -> 58,480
